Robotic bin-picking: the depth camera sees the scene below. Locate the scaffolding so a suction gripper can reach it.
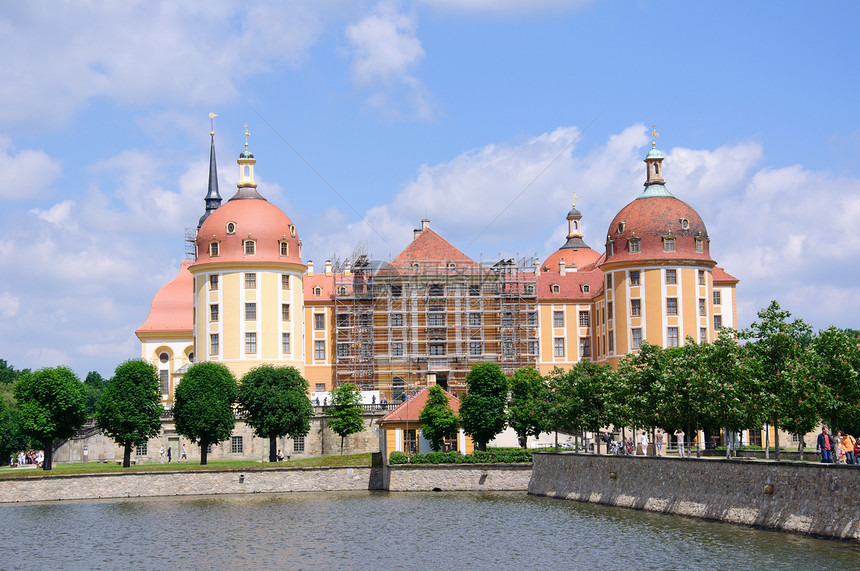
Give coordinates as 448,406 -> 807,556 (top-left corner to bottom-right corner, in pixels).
333,252 -> 539,399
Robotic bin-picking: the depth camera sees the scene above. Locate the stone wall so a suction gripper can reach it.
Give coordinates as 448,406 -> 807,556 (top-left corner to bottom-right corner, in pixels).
386,464 -> 532,492
529,452 -> 860,541
0,466 -> 383,503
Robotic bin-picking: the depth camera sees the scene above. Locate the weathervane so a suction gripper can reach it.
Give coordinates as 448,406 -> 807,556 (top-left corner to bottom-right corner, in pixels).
209,112 -> 217,136
571,191 -> 578,208
651,123 -> 659,148
244,123 -> 250,149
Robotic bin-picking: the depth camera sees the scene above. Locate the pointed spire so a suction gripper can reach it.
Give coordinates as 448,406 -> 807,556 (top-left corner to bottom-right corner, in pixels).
198,113 -> 223,228
639,124 -> 674,199
230,123 -> 266,201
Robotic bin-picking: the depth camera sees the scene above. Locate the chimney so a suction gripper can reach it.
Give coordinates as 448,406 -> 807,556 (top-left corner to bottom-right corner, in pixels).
559,260 -> 566,276
325,260 -> 333,276
421,218 -> 430,231
414,228 -> 422,240
344,260 -> 352,276
307,260 -> 314,276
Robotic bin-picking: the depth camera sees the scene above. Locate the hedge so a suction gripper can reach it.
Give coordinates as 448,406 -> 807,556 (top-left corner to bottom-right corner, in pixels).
388,448 -> 533,465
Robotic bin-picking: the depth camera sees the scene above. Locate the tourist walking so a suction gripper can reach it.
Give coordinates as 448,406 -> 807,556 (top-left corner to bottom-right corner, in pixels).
840,431 -> 856,465
639,432 -> 649,455
816,427 -> 833,463
159,445 -> 165,464
167,446 -> 172,464
674,429 -> 686,457
655,430 -> 664,456
181,444 -> 187,462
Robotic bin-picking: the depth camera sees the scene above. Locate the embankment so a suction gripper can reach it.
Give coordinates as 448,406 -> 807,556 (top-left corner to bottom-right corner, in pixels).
529,453 -> 860,541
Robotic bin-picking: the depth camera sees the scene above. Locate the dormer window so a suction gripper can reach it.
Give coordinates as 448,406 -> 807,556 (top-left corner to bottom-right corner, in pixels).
695,237 -> 703,253
244,240 -> 256,255
606,237 -> 614,257
226,222 -> 236,235
551,284 -> 560,294
663,236 -> 675,252
412,262 -> 420,270
582,284 -> 590,293
680,218 -> 690,230
314,286 -> 321,296
617,222 -> 625,233
629,238 -> 641,253
210,241 -> 220,257
338,286 -> 347,295
280,241 -> 289,256
289,224 -> 296,237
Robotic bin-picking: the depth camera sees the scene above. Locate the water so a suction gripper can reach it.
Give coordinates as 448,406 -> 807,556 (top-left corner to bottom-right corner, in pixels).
2,491 -> 859,570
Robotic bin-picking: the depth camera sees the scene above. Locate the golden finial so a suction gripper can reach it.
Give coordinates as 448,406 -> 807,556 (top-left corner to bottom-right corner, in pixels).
651,123 -> 659,148
244,123 -> 250,149
208,112 -> 217,136
571,192 -> 578,207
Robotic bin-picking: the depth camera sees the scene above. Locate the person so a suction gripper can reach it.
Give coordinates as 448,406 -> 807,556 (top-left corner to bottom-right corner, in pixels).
655,430 -> 664,456
602,432 -> 612,454
816,427 -> 833,463
166,446 -> 172,464
159,445 -> 165,464
639,432 -> 649,455
839,431 -> 856,465
180,444 -> 187,463
277,448 -> 285,461
674,429 -> 686,457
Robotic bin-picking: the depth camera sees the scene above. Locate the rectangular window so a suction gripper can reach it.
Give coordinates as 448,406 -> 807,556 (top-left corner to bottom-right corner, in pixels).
314,340 -> 325,360
430,344 -> 445,356
159,370 -> 169,393
391,313 -> 403,327
713,291 -> 722,305
469,285 -> 480,296
210,334 -> 219,355
554,338 -> 565,357
361,342 -> 372,357
135,442 -> 148,456
280,241 -> 289,256
210,242 -> 219,257
631,328 -> 642,349
631,299 -> 641,317
231,436 -> 243,454
244,241 -> 256,255
579,337 -> 591,357
470,341 -> 482,356
608,331 -> 614,352
503,340 -> 514,356
245,333 -> 257,353
428,313 -> 445,327
607,302 -> 613,319
665,269 -> 677,284
663,237 -> 675,252
630,270 -> 640,285
209,274 -> 219,290
502,312 -> 513,327
391,285 -> 402,297
282,304 -> 291,321
314,314 -> 325,330
469,312 -> 481,326
281,274 -> 290,290
315,383 -> 325,392
629,239 -> 641,253
337,313 -> 348,327
668,327 -> 679,347
359,313 -> 370,327
695,238 -> 704,253
392,342 -> 403,356
245,302 -> 256,320
699,298 -> 706,316
281,333 -> 290,353
666,298 -> 678,315
245,273 -> 256,288
606,274 -> 613,288
553,311 -> 564,327
210,304 -> 219,321
429,284 -> 444,296
698,270 -> 705,285
579,311 -> 590,327
404,429 -> 417,455
337,343 -> 349,357
293,435 -> 305,453
528,340 -> 538,355
714,315 -> 723,330
527,312 -> 537,326
700,327 -> 707,343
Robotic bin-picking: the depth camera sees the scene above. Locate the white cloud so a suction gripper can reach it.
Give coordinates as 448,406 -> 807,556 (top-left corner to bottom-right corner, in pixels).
0,292 -> 20,318
0,136 -> 62,200
0,1 -> 328,128
30,200 -> 77,230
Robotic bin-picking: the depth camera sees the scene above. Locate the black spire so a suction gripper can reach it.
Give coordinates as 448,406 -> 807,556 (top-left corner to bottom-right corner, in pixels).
197,131 -> 222,228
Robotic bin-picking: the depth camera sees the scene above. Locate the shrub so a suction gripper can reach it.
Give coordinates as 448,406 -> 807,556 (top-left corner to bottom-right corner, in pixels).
387,448 -> 534,465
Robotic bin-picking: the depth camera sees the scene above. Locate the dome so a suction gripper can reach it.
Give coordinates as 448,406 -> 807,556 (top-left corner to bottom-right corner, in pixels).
191,199 -> 302,267
541,247 -> 601,274
136,262 -> 193,333
602,195 -> 713,266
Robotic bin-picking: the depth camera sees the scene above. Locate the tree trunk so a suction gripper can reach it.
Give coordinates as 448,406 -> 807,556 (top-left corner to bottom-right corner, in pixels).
478,441 -> 488,452
269,437 -> 278,463
123,443 -> 133,468
798,434 -> 804,462
725,427 -> 731,459
42,439 -> 53,471
200,442 -> 209,466
595,429 -> 601,455
764,424 -> 769,459
341,436 -> 345,455
774,421 -> 781,462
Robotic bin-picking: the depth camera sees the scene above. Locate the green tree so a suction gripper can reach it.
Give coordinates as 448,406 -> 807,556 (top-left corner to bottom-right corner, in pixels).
507,367 -> 548,448
545,366 -> 581,446
174,362 -> 237,465
812,326 -> 860,432
83,371 -> 108,416
460,363 -> 508,451
95,360 -> 163,468
1,358 -> 30,410
570,361 -> 616,454
743,301 -> 814,461
14,366 -> 87,470
0,400 -> 27,465
419,385 -> 460,452
327,383 -> 365,455
237,365 -> 314,462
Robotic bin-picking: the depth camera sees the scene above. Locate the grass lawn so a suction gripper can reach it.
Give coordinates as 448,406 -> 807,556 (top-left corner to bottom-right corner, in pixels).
0,452 -> 375,478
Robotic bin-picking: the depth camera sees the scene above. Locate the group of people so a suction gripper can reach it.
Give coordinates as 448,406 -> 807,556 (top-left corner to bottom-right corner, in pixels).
601,430 -> 688,456
14,450 -> 43,467
816,427 -> 857,464
158,444 -> 188,464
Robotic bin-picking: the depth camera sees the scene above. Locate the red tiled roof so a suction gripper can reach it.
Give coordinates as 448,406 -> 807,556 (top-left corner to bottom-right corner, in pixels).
136,262 -> 193,334
537,267 -> 605,301
378,228 -> 488,276
377,386 -> 462,423
540,247 -> 601,275
712,266 -> 739,284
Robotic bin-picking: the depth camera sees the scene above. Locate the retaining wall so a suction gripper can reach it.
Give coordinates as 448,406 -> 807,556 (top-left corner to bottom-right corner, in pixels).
529,453 -> 860,541
385,463 -> 532,492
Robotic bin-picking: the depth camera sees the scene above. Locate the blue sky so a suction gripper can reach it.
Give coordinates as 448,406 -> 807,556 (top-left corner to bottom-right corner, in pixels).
1,0 -> 858,379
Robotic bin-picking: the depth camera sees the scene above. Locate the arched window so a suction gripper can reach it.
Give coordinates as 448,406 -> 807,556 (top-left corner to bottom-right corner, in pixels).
280,241 -> 289,256
551,284 -> 560,294
244,240 -> 256,255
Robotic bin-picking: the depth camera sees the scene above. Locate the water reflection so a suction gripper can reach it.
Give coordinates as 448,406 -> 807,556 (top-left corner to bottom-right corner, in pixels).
2,491 -> 858,571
